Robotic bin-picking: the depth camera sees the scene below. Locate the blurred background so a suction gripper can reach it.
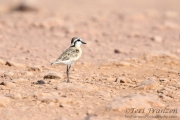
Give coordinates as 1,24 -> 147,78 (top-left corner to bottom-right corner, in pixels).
0,0 -> 179,65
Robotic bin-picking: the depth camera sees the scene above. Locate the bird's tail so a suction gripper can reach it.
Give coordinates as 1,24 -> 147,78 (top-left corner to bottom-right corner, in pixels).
51,61 -> 61,65
51,62 -> 56,65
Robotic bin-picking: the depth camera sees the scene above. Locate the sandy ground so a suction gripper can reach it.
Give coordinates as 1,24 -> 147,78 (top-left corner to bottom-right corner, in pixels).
0,0 -> 180,120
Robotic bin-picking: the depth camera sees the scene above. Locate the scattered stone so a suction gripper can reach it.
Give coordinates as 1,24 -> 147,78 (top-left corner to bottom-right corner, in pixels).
151,36 -> 163,43
10,0 -> 39,12
135,78 -> 158,90
158,87 -> 177,99
0,59 -> 5,65
27,66 -> 41,72
158,94 -> 173,101
114,49 -> 121,54
107,94 -> 165,112
0,81 -> 16,88
36,80 -> 46,84
5,61 -> 25,68
59,104 -> 71,108
115,77 -> 132,83
44,72 -> 63,79
159,78 -> 169,83
0,95 -> 11,107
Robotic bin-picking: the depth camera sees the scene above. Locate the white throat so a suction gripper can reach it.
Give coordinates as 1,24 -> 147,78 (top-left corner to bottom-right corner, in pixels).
71,41 -> 82,47
75,41 -> 82,47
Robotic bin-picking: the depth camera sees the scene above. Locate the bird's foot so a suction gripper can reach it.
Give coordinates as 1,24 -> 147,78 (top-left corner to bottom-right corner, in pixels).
67,79 -> 70,83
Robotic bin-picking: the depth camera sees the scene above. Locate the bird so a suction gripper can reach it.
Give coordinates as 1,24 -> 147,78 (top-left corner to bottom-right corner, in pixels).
51,37 -> 86,83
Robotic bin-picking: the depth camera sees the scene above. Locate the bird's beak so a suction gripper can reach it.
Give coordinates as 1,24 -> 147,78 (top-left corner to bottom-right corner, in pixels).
81,41 -> 86,44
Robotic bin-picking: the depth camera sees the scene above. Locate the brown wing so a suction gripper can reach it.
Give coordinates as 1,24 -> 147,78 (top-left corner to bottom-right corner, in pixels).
56,47 -> 79,61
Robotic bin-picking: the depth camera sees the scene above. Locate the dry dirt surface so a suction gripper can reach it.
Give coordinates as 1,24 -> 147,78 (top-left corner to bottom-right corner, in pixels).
0,0 -> 180,120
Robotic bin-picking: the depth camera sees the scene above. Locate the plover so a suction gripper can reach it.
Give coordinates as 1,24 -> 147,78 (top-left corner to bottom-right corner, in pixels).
51,37 -> 86,83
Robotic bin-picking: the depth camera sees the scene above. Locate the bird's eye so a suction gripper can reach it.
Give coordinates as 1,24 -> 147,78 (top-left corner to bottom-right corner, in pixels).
77,39 -> 80,41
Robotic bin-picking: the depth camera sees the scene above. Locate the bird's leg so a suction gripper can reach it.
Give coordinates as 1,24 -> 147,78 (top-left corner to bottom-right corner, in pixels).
68,64 -> 71,71
66,65 -> 70,83
67,65 -> 71,83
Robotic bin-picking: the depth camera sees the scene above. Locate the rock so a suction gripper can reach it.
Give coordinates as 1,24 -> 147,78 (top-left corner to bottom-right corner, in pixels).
151,36 -> 163,43
5,61 -> 25,67
27,66 -> 41,72
0,95 -> 11,107
159,78 -> 169,83
44,72 -> 63,79
11,1 -> 39,12
115,77 -> 132,83
0,81 -> 16,88
135,78 -> 159,90
0,0 -> 39,12
0,59 -> 5,65
157,87 -> 177,99
158,94 -> 173,101
107,94 -> 165,112
114,49 -> 121,54
36,80 -> 46,84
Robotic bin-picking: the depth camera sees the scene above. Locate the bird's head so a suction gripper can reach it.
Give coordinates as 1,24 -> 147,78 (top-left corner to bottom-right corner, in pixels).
71,37 -> 86,47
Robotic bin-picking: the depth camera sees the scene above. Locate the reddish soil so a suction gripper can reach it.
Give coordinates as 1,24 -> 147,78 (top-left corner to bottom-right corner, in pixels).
0,0 -> 180,120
